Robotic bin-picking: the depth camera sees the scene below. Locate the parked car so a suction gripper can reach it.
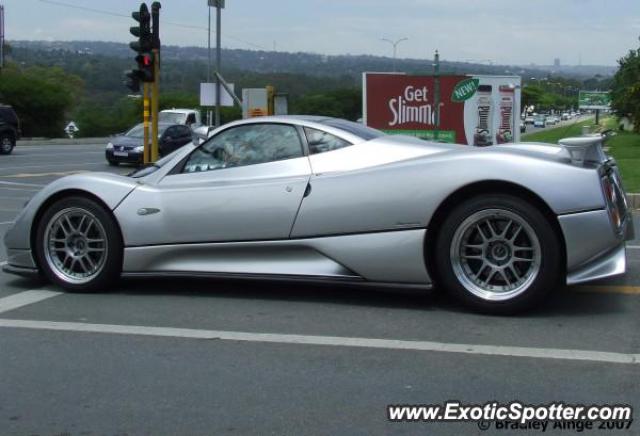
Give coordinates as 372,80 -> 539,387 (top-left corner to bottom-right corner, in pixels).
524,115 -> 535,125
561,113 -> 570,121
4,117 -> 633,314
533,115 -> 546,128
105,122 -> 193,166
158,109 -> 202,130
0,105 -> 21,155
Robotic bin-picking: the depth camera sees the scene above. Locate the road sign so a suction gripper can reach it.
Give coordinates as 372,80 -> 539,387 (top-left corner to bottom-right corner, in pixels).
579,91 -> 611,110
200,82 -> 234,107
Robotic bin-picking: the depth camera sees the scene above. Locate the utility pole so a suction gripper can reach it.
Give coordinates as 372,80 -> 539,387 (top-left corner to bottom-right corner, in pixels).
215,0 -> 223,127
0,4 -> 5,70
207,4 -> 212,125
381,37 -> 408,72
433,50 -> 441,141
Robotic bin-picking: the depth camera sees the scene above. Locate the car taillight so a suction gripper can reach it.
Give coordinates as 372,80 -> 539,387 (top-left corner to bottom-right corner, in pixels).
602,174 -> 623,232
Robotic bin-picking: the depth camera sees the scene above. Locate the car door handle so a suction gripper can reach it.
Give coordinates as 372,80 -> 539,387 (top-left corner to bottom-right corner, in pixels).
304,183 -> 312,197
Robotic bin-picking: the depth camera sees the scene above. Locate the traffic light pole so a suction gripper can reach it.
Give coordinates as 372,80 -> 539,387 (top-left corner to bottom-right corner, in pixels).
143,82 -> 150,164
151,48 -> 160,162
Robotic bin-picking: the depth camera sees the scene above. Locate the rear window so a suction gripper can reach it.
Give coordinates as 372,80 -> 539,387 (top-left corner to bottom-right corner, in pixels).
0,107 -> 18,124
319,119 -> 384,141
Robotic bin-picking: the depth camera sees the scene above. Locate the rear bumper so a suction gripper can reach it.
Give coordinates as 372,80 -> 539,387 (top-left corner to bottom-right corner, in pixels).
560,208 -> 632,285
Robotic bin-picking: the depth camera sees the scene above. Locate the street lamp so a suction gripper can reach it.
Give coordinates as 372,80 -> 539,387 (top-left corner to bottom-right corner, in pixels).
381,37 -> 408,72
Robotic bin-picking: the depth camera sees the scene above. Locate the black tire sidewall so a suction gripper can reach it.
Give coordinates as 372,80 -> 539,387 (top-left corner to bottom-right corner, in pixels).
34,196 -> 123,292
434,194 -> 562,314
0,134 -> 14,154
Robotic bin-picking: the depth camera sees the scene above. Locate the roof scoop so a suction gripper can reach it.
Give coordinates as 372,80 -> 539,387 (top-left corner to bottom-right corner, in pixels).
558,134 -> 609,166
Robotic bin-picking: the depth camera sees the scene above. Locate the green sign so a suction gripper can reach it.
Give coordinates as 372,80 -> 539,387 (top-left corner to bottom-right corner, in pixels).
451,78 -> 480,102
578,91 -> 611,110
382,129 -> 457,143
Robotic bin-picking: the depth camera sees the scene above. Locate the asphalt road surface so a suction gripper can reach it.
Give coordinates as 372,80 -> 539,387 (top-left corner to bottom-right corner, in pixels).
522,115 -> 594,137
0,143 -> 638,436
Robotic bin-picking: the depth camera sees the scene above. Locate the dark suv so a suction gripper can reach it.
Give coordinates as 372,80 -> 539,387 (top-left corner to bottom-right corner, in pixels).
0,105 -> 21,154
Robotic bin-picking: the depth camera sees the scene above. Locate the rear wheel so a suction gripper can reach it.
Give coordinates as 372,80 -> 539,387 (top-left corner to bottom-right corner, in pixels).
34,196 -> 123,292
0,134 -> 14,154
434,194 -> 561,314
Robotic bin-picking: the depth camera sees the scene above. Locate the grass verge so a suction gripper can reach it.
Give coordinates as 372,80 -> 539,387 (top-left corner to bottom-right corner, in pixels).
523,117 -> 640,192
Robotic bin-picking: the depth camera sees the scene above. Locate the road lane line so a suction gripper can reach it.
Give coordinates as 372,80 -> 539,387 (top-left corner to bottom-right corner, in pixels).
0,221 -> 14,225
574,285 -> 640,295
0,180 -> 45,187
0,290 -> 62,314
626,245 -> 640,249
0,319 -> 637,365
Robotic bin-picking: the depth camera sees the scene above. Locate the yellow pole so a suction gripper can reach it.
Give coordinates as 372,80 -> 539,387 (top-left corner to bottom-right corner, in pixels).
151,48 -> 160,162
143,82 -> 150,165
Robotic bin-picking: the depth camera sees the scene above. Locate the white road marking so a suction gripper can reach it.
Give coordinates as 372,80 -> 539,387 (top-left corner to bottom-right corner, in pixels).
0,221 -> 14,225
0,261 -> 7,266
0,290 -> 62,314
626,245 -> 640,249
0,319 -> 637,365
0,180 -> 45,187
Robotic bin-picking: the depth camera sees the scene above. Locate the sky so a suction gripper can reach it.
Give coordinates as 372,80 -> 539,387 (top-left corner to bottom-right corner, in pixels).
3,0 -> 639,66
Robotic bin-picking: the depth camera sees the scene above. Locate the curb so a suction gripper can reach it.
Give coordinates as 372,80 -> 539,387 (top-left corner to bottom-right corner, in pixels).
17,138 -> 109,146
627,194 -> 640,210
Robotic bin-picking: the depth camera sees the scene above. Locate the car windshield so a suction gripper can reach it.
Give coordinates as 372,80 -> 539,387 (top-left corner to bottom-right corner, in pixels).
158,112 -> 187,124
124,124 -> 169,139
128,147 -> 186,178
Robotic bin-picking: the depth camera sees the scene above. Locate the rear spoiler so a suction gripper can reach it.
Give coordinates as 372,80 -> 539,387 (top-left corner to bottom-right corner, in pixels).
558,130 -> 614,166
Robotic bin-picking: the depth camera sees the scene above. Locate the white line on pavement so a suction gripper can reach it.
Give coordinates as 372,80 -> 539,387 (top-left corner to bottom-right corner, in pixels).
0,221 -> 14,225
0,319 -> 637,365
626,245 -> 640,249
0,180 -> 45,187
0,290 -> 62,314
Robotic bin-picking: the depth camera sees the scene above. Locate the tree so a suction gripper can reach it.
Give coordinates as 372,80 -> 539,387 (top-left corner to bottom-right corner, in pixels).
611,38 -> 640,132
0,63 -> 78,137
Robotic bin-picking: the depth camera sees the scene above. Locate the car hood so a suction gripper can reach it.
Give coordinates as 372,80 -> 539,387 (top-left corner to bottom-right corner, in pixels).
111,136 -> 143,147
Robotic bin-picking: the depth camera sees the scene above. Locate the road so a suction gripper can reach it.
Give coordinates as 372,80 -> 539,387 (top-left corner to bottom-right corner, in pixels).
0,143 -> 638,436
522,115 -> 594,136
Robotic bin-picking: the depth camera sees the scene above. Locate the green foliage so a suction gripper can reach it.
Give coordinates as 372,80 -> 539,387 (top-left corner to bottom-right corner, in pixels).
293,88 -> 361,120
0,63 -> 81,137
611,38 -> 640,132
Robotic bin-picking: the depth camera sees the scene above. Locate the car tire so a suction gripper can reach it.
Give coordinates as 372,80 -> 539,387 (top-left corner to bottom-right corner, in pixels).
34,196 -> 123,292
107,160 -> 119,166
0,133 -> 14,155
433,194 -> 561,314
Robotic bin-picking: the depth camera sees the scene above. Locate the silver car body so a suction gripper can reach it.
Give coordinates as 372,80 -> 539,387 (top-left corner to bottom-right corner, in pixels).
3,116 -> 633,288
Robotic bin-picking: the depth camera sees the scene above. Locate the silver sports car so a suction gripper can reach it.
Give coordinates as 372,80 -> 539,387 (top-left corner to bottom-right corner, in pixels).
3,116 -> 633,313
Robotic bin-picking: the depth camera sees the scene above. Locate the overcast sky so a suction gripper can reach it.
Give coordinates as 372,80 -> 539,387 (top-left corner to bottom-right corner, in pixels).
3,0 -> 639,66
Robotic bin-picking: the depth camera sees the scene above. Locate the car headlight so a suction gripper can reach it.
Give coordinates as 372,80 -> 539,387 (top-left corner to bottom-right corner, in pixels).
106,142 -> 114,150
134,146 -> 144,153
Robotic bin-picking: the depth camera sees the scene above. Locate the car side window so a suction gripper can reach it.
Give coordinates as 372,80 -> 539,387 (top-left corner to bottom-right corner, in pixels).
303,127 -> 352,155
178,125 -> 191,137
182,123 -> 303,173
164,127 -> 178,138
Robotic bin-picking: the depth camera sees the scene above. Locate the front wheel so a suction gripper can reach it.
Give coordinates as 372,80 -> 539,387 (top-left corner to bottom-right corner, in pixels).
34,196 -> 123,292
0,134 -> 14,154
434,194 -> 562,314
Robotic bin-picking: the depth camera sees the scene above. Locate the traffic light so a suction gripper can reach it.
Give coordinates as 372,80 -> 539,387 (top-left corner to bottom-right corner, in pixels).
124,3 -> 153,92
130,3 -> 152,53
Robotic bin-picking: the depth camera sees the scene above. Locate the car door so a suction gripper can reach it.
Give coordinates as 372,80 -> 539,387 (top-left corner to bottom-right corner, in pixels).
120,122 -> 311,246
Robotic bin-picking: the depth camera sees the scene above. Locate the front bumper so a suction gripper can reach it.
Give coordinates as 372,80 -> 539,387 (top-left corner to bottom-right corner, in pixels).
106,149 -> 143,164
3,247 -> 39,278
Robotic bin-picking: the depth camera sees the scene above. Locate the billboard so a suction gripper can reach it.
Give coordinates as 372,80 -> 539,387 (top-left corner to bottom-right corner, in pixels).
363,73 -> 521,145
578,91 -> 611,110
